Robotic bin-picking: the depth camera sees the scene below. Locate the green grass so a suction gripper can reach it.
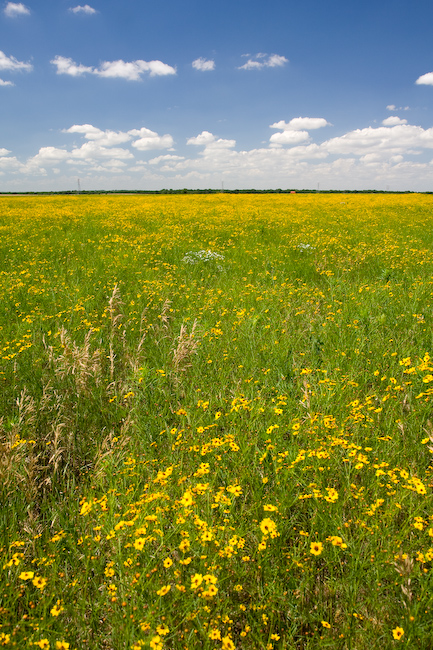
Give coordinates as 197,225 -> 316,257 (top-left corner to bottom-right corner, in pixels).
1,193 -> 433,649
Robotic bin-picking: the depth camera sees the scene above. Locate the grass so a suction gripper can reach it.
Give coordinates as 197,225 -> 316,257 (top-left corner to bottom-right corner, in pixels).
0,193 -> 433,649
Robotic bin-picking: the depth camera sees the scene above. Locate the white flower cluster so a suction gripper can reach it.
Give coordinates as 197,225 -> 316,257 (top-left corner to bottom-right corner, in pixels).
182,250 -> 225,266
297,243 -> 315,252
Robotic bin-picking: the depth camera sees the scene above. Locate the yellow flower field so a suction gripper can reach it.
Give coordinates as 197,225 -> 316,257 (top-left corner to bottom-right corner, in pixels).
0,193 -> 432,648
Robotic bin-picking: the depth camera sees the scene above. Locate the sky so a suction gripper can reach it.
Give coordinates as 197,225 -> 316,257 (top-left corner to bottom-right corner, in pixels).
1,0 -> 433,192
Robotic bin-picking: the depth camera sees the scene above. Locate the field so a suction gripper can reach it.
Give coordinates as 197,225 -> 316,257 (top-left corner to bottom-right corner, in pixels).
1,193 -> 433,649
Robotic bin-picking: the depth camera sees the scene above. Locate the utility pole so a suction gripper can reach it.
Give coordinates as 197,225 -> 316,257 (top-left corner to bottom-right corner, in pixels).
77,178 -> 81,193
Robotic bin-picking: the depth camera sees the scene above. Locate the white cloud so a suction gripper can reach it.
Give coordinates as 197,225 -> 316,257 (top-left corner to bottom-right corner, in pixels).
148,154 -> 185,164
0,78 -> 14,86
382,116 -> 407,126
70,142 -> 133,161
323,124 -> 433,156
270,130 -> 310,146
69,5 -> 97,15
192,57 -> 215,71
4,2 -> 30,17
51,56 -> 176,80
129,127 -> 174,150
64,124 -> 131,146
270,117 -> 330,131
5,118 -> 433,191
0,50 -> 33,72
238,53 -> 288,70
187,131 -> 235,150
416,72 -> 433,86
386,104 -> 410,111
187,131 -> 216,146
51,55 -> 93,77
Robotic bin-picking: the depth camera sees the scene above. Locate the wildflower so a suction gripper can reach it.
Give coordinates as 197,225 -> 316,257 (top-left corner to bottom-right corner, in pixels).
321,621 -> 331,628
260,518 -> 278,537
55,643 -> 70,650
156,585 -> 171,596
163,558 -> 173,569
134,538 -> 146,551
227,484 -> 242,496
202,585 -> 218,598
392,627 -> 404,640
221,636 -> 235,650
149,636 -> 163,650
310,541 -> 323,556
19,571 -> 34,580
156,625 -> 169,636
258,541 -> 267,551
263,504 -> 278,512
180,490 -> 194,507
191,573 -> 203,589
50,600 -> 64,616
208,629 -> 221,640
35,641 -> 50,650
32,575 -> 47,590
79,500 -> 92,516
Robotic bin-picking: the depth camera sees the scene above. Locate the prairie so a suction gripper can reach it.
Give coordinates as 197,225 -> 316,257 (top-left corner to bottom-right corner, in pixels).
1,193 -> 433,649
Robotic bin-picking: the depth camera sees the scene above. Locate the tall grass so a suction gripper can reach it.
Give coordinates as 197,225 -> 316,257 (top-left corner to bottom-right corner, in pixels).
0,193 -> 433,649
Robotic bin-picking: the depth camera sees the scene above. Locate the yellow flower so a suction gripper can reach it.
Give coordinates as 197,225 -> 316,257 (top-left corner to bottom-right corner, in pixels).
19,571 -> 34,580
321,621 -> 331,629
163,558 -> 173,569
191,573 -> 203,589
310,541 -> 323,556
156,585 -> 171,596
32,576 -> 47,590
180,490 -> 194,507
50,600 -> 64,616
202,584 -> 218,598
35,641 -> 50,650
134,538 -> 146,551
221,636 -> 235,650
208,628 -> 221,640
149,636 -> 163,650
392,626 -> 404,640
260,518 -> 277,537
55,643 -> 70,650
156,625 -> 169,636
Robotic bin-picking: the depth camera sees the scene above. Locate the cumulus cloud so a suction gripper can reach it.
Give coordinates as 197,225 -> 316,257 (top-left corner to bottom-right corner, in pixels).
270,117 -> 330,131
51,56 -> 176,80
270,130 -> 310,146
192,57 -> 215,71
323,124 -> 433,157
0,148 -> 11,156
148,154 -> 185,165
382,116 -> 407,126
238,53 -> 288,70
69,5 -> 97,14
4,2 -> 30,17
129,127 -> 174,150
0,50 -> 33,72
51,55 -> 93,77
416,72 -> 433,86
187,131 -> 216,146
0,78 -> 14,86
187,131 -> 235,149
64,124 -> 131,146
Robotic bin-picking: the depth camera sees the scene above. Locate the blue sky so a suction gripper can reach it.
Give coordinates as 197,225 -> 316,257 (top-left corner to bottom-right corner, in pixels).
1,0 -> 433,191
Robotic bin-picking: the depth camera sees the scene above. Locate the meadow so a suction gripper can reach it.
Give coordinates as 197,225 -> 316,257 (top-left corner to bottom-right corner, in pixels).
0,193 -> 433,649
